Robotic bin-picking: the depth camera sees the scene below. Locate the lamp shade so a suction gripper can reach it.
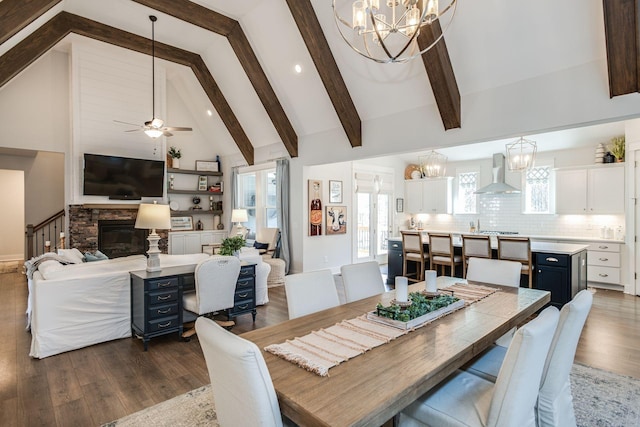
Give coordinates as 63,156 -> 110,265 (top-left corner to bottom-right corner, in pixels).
135,203 -> 171,230
231,209 -> 248,223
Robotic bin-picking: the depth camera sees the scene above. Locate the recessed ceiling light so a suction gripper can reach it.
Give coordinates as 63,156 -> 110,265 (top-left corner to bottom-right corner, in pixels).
294,64 -> 302,74
206,110 -> 213,116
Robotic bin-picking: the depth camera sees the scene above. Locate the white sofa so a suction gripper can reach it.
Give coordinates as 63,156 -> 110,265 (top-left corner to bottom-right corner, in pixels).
29,253 -> 209,359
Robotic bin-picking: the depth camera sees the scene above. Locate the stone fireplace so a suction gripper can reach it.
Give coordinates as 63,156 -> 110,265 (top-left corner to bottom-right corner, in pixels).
68,205 -> 168,256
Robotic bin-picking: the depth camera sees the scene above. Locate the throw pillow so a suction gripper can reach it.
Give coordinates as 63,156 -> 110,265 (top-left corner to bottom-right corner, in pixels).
253,241 -> 269,254
84,250 -> 109,262
57,248 -> 85,264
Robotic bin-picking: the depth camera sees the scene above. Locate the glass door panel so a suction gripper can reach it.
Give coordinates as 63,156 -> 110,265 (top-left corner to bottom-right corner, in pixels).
357,192 -> 371,260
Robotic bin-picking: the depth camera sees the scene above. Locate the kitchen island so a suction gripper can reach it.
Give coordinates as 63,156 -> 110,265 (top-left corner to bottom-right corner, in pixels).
387,235 -> 588,306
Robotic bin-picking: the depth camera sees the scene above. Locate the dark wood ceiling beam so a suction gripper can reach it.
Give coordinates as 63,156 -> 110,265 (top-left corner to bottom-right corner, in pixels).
417,21 -> 461,130
133,0 -> 297,157
285,0 -> 362,148
0,11 -> 254,164
602,0 -> 639,97
0,0 -> 61,45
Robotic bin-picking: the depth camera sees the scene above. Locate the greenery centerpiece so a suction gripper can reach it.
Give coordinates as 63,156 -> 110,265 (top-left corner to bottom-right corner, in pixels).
167,146 -> 182,168
376,292 -> 459,323
219,235 -> 246,256
609,136 -> 625,162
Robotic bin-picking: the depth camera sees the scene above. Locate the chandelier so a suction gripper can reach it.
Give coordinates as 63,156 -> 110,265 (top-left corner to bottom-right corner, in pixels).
420,150 -> 447,177
506,137 -> 537,171
333,0 -> 458,64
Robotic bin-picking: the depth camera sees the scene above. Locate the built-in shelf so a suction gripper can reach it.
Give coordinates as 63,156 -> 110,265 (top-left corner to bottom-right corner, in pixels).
170,210 -> 223,215
167,168 -> 222,176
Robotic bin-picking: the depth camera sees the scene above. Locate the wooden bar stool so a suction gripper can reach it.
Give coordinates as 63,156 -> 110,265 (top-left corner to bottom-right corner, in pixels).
461,234 -> 492,278
401,231 -> 429,283
497,236 -> 533,287
429,233 -> 463,277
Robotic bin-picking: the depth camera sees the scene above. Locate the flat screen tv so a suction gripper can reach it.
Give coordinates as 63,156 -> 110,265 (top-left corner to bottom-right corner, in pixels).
83,153 -> 164,199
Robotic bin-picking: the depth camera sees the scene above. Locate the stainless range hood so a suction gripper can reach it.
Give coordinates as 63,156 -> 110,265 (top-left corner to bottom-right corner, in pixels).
474,153 -> 521,194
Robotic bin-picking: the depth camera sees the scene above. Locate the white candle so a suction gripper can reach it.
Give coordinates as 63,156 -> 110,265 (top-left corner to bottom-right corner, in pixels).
395,276 -> 409,303
45,241 -> 51,247
425,270 -> 437,293
60,232 -> 65,238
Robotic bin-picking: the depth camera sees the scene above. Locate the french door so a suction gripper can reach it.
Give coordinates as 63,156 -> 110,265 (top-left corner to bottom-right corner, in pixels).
355,191 -> 391,263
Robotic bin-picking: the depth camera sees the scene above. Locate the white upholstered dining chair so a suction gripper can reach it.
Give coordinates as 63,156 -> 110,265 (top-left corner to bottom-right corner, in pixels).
195,317 -> 284,427
182,256 -> 240,338
398,306 -> 560,427
463,289 -> 593,427
340,261 -> 386,303
284,269 -> 340,319
466,257 -> 522,287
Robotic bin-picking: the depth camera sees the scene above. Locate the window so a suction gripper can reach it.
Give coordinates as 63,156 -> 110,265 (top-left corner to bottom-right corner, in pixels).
456,171 -> 478,214
236,167 -> 277,239
524,166 -> 551,213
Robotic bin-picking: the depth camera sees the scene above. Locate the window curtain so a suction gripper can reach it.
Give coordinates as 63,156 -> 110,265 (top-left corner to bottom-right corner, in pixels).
276,159 -> 290,274
230,166 -> 239,230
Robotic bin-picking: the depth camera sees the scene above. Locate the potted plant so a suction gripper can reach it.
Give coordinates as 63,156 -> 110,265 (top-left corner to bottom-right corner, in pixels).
219,235 -> 246,256
167,146 -> 182,169
609,136 -> 625,162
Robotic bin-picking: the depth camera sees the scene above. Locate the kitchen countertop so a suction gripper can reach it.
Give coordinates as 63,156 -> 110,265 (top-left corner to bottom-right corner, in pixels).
389,234 -> 589,255
390,230 -> 624,245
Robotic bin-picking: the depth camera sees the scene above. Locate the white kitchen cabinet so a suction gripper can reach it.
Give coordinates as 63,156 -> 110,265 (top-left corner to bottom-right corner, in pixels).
555,165 -> 624,214
404,178 -> 453,214
168,230 -> 227,254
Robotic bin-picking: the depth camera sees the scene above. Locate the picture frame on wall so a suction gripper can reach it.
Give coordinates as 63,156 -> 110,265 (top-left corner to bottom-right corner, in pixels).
396,198 -> 404,213
329,180 -> 343,203
308,179 -> 322,236
170,216 -> 193,231
326,206 -> 347,234
195,160 -> 219,172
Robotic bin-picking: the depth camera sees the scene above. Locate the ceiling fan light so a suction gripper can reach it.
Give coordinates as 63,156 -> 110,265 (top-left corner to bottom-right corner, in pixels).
150,117 -> 164,128
144,128 -> 163,138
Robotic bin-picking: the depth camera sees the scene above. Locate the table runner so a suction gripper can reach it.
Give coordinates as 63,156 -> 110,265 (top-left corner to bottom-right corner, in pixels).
265,283 -> 498,376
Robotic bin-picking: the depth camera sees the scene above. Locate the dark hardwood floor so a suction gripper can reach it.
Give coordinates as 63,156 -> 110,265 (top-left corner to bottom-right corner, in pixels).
1,270 -> 638,426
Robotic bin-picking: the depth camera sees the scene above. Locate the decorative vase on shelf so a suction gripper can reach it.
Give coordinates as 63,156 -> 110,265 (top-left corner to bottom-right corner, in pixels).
172,158 -> 180,169
595,143 -> 605,164
166,154 -> 173,168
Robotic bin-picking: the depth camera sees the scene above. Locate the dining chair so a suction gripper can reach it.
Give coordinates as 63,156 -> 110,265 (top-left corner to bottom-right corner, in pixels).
401,231 -> 429,282
195,317 -> 284,427
284,269 -> 340,319
182,255 -> 240,338
466,257 -> 522,287
398,306 -> 560,427
461,234 -> 492,278
463,289 -> 593,427
497,236 -> 533,287
340,261 -> 386,303
429,233 -> 462,277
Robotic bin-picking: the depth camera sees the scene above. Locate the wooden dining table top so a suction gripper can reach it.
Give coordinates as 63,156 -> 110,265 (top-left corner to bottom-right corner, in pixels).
241,277 -> 550,427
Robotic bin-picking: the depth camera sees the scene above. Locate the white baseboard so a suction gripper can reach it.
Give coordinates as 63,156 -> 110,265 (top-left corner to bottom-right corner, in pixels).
0,254 -> 23,262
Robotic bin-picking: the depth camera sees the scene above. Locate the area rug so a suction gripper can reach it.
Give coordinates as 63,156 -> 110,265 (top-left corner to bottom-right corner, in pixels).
102,364 -> 640,426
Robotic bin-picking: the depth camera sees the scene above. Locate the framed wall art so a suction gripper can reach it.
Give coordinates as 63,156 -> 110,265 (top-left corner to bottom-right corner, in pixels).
326,206 -> 347,235
170,216 -> 193,231
195,160 -> 219,172
329,180 -> 343,203
308,179 -> 322,236
198,176 -> 208,191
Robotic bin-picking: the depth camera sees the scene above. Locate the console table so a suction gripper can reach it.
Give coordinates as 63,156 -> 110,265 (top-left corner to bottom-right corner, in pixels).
130,262 -> 256,350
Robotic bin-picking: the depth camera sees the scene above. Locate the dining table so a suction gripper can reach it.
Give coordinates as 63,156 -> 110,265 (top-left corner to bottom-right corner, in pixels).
241,277 -> 550,427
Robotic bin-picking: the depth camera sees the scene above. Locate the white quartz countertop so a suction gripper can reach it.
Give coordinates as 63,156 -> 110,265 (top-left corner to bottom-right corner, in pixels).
390,230 -> 624,245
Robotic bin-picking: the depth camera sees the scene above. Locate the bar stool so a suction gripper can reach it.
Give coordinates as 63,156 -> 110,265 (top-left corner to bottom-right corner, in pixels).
497,236 -> 533,287
461,234 -> 492,278
401,231 -> 429,283
429,233 -> 463,277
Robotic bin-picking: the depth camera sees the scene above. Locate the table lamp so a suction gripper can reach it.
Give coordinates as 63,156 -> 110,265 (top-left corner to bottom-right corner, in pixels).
231,209 -> 248,235
135,201 -> 171,272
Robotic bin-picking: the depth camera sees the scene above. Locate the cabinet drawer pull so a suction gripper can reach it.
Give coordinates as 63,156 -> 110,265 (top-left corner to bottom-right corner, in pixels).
598,273 -> 609,277
157,295 -> 172,301
237,304 -> 249,310
598,257 -> 609,262
238,293 -> 249,298
545,257 -> 559,263
598,245 -> 608,249
157,282 -> 173,288
158,321 -> 172,328
157,308 -> 171,314
392,243 -> 399,248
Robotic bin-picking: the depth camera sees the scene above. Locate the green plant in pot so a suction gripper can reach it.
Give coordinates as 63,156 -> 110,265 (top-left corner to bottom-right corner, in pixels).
167,146 -> 182,168
609,136 -> 625,162
219,235 -> 246,256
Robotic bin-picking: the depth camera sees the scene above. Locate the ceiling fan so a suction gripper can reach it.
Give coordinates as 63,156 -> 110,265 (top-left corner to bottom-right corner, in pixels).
114,15 -> 192,138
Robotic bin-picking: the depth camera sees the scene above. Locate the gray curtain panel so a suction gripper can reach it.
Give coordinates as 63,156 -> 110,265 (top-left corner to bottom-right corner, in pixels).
276,159 -> 290,274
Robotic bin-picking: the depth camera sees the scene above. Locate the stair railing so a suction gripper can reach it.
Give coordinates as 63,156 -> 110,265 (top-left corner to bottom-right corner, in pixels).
25,209 -> 65,259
